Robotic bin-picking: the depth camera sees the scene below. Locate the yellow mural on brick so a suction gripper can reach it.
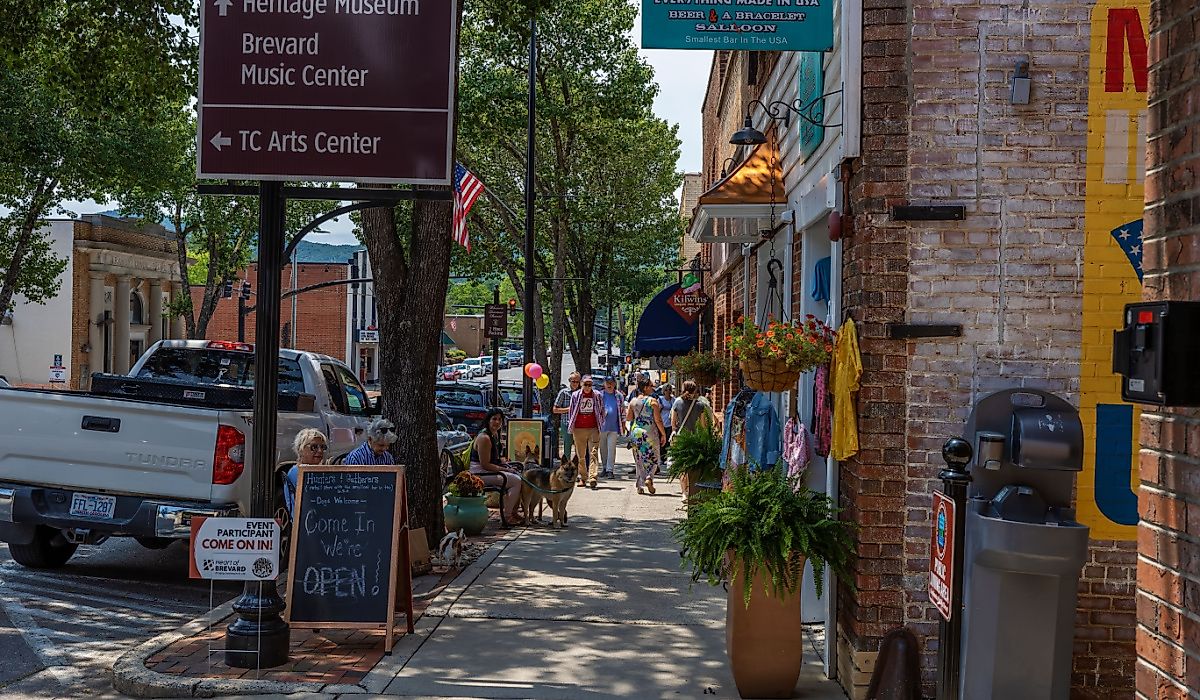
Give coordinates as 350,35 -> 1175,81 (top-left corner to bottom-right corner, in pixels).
1080,0 -> 1148,541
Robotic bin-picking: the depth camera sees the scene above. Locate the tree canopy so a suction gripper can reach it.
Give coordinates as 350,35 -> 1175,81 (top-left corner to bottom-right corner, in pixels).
454,0 -> 683,392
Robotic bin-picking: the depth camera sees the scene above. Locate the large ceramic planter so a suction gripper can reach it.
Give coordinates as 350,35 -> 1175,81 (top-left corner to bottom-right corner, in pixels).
443,495 -> 488,536
726,559 -> 806,699
739,355 -> 802,393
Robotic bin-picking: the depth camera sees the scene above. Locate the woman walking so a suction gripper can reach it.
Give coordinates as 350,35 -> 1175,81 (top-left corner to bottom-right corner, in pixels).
469,408 -> 524,525
626,377 -> 667,495
670,380 -> 715,434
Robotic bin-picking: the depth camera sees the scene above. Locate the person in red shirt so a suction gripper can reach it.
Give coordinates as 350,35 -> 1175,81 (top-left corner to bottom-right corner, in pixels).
567,375 -> 606,489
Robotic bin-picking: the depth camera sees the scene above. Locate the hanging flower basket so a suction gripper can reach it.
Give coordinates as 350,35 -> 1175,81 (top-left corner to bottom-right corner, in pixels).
673,350 -> 730,387
727,315 -> 835,393
739,354 -> 802,393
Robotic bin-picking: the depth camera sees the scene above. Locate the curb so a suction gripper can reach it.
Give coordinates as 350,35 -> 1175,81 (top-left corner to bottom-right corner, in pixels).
111,526 -> 524,698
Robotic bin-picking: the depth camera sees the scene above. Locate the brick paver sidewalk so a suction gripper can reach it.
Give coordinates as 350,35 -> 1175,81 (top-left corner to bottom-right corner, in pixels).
143,510 -> 510,685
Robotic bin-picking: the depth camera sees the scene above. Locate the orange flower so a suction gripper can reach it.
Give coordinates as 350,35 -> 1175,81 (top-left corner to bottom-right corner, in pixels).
756,339 -> 765,348
825,344 -> 833,353
771,345 -> 780,353
725,335 -> 732,343
766,330 -> 775,338
786,334 -> 794,340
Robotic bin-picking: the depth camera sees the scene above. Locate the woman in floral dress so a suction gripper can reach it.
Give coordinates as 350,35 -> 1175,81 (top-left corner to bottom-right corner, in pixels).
626,377 -> 667,495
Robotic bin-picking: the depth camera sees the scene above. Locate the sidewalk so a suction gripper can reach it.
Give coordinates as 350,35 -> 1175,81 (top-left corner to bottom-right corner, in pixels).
113,462 -> 846,699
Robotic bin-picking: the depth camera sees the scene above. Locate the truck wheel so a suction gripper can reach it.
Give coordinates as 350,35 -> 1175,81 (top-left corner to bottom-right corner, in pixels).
135,537 -> 174,550
8,527 -> 78,568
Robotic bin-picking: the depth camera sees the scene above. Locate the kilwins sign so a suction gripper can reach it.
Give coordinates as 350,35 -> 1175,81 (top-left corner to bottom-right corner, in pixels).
668,274 -> 710,322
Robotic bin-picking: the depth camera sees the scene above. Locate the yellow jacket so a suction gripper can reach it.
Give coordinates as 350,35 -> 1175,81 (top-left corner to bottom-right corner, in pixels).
830,318 -> 861,461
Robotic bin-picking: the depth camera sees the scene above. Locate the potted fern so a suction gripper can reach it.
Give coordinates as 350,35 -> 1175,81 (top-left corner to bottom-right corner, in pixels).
673,464 -> 855,699
672,350 -> 730,387
666,426 -> 722,504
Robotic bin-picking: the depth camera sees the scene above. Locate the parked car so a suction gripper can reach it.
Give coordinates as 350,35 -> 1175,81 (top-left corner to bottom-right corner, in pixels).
496,380 -> 542,415
0,376 -> 8,388
435,381 -> 510,428
505,350 -> 524,365
0,339 -> 380,568
480,356 -> 494,373
496,355 -> 511,370
436,408 -> 472,481
449,362 -> 471,378
439,365 -> 462,381
462,358 -> 486,377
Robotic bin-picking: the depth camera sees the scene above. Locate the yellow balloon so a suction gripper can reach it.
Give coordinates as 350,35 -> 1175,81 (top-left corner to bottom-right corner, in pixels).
535,375 -> 549,389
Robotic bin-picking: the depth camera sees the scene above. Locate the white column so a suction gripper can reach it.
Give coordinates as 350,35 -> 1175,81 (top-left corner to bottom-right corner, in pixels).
88,272 -> 106,379
148,280 -> 163,345
113,276 -> 132,374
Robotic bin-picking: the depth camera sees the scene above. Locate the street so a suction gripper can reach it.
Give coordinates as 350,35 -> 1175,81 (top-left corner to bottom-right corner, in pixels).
0,539 -> 238,698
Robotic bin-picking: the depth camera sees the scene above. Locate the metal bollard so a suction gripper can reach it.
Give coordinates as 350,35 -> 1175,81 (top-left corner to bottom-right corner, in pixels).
935,437 -> 973,700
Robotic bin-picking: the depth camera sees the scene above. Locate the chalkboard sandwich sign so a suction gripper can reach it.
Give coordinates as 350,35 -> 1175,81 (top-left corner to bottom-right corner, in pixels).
285,465 -> 414,652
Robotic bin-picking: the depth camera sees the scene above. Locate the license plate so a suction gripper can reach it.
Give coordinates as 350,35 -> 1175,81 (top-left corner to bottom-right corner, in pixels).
69,493 -> 116,519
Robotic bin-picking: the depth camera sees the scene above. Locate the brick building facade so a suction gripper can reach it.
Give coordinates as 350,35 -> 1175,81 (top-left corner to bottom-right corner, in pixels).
1136,0 -> 1200,696
198,262 -> 351,364
691,1 -> 1149,696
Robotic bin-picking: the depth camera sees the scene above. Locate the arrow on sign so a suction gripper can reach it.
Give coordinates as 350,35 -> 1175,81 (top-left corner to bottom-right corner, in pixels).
210,131 -> 232,151
214,0 -> 233,16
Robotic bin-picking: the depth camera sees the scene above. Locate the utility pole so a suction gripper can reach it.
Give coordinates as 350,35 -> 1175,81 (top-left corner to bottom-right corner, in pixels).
521,16 -> 537,421
492,285 -> 501,408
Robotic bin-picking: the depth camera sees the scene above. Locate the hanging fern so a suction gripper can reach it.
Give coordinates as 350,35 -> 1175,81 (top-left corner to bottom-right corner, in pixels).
673,464 -> 857,607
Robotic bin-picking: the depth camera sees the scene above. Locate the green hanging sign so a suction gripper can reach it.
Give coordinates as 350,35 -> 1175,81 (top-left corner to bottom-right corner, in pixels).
641,0 -> 834,52
797,51 -> 825,160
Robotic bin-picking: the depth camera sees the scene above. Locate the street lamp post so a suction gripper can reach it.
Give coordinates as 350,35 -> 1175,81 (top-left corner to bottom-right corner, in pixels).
521,16 -> 537,421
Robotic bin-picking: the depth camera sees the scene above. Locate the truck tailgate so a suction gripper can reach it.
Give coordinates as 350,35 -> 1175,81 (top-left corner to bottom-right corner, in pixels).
0,391 -> 219,502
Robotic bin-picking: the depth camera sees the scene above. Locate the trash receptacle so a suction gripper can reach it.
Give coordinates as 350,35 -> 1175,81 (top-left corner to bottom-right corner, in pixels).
958,389 -> 1090,700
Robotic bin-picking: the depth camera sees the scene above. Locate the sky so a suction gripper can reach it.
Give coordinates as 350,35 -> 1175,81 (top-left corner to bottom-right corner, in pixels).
46,16 -> 711,247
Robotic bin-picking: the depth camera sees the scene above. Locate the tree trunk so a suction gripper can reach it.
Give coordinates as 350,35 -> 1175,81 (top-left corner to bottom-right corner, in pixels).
361,195 -> 453,550
171,221 -> 198,339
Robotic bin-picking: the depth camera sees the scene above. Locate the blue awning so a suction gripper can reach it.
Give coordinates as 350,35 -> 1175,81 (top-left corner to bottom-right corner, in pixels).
633,283 -> 700,356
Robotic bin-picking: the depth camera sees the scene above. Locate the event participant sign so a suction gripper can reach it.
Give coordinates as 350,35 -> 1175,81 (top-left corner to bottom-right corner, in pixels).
190,517 -> 281,580
641,0 -> 833,51
285,465 -> 413,651
197,0 -> 456,183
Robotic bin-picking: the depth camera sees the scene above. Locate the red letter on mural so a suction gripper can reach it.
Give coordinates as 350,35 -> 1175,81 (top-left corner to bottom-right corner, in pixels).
1106,8 -> 1148,93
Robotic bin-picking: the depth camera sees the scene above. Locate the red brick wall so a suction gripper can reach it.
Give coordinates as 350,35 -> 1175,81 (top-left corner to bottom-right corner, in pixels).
197,263 -> 349,362
1137,0 -> 1200,696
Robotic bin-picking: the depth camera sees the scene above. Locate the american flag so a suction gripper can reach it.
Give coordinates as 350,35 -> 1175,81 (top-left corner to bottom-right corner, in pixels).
453,163 -> 484,251
1109,219 -> 1144,282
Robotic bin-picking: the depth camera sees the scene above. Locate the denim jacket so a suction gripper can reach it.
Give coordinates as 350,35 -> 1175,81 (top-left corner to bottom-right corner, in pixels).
720,390 -> 782,471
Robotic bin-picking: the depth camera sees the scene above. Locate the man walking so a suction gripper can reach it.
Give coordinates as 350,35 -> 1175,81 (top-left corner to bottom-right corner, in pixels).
567,375 -> 606,489
553,372 -> 581,461
598,376 -> 625,478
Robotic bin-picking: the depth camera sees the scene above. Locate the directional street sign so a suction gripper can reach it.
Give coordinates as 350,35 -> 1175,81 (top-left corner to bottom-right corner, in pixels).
197,0 -> 456,184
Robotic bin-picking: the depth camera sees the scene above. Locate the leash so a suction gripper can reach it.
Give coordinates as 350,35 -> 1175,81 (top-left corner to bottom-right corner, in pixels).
517,473 -> 575,495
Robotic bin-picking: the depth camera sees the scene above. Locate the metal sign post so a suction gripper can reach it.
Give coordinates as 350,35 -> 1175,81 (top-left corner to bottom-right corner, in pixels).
484,291 -> 506,408
935,438 -> 973,700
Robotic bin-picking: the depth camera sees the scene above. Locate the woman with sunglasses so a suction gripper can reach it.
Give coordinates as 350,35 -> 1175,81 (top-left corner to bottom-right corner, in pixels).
283,427 -> 329,515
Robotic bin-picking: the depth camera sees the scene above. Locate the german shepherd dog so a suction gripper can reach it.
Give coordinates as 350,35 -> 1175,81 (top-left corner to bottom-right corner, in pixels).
519,455 -> 578,528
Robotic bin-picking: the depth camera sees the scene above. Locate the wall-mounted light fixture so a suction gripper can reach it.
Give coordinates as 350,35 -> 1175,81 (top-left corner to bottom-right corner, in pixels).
1011,60 -> 1031,105
729,93 -> 844,146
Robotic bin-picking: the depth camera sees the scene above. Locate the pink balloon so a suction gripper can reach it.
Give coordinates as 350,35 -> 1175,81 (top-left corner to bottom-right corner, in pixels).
523,363 -> 535,377
528,363 -> 543,380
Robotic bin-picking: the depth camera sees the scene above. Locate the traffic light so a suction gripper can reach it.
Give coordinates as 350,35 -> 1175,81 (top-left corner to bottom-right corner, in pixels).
508,297 -> 518,314
223,280 -> 233,298
240,280 -> 251,300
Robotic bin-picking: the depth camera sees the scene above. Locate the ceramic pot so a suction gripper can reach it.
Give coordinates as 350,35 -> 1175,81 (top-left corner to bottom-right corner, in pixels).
726,559 -> 806,699
443,495 -> 488,536
739,355 -> 802,393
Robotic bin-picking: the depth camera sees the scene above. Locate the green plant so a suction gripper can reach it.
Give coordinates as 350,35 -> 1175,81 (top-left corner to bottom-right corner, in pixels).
672,350 -> 730,383
666,426 -> 723,483
447,471 -> 484,498
727,315 -> 835,372
673,464 -> 856,606
446,348 -> 467,361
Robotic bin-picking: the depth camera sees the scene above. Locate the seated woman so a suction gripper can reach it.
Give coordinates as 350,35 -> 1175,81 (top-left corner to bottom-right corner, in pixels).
469,408 -> 523,525
284,427 -> 329,515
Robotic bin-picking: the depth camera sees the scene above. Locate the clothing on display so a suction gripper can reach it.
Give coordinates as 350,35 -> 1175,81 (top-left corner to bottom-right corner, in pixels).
830,318 -> 862,461
782,416 -> 811,484
811,256 -> 831,303
720,388 -> 782,471
813,364 -> 832,458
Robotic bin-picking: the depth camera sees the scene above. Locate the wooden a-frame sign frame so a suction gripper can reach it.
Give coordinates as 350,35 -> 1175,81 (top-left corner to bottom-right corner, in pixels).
284,464 -> 415,653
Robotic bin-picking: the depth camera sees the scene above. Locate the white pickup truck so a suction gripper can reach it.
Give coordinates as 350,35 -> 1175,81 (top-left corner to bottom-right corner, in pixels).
0,340 -> 387,568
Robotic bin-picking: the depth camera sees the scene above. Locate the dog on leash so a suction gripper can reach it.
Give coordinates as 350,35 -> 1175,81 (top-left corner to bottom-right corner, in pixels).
519,455 -> 579,528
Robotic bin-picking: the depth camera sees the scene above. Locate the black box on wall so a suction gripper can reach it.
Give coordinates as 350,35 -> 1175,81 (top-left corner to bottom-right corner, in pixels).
1112,301 -> 1200,407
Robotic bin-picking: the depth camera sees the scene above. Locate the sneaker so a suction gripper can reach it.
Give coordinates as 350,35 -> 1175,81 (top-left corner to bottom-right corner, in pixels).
645,479 -> 656,495
601,471 -> 613,478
